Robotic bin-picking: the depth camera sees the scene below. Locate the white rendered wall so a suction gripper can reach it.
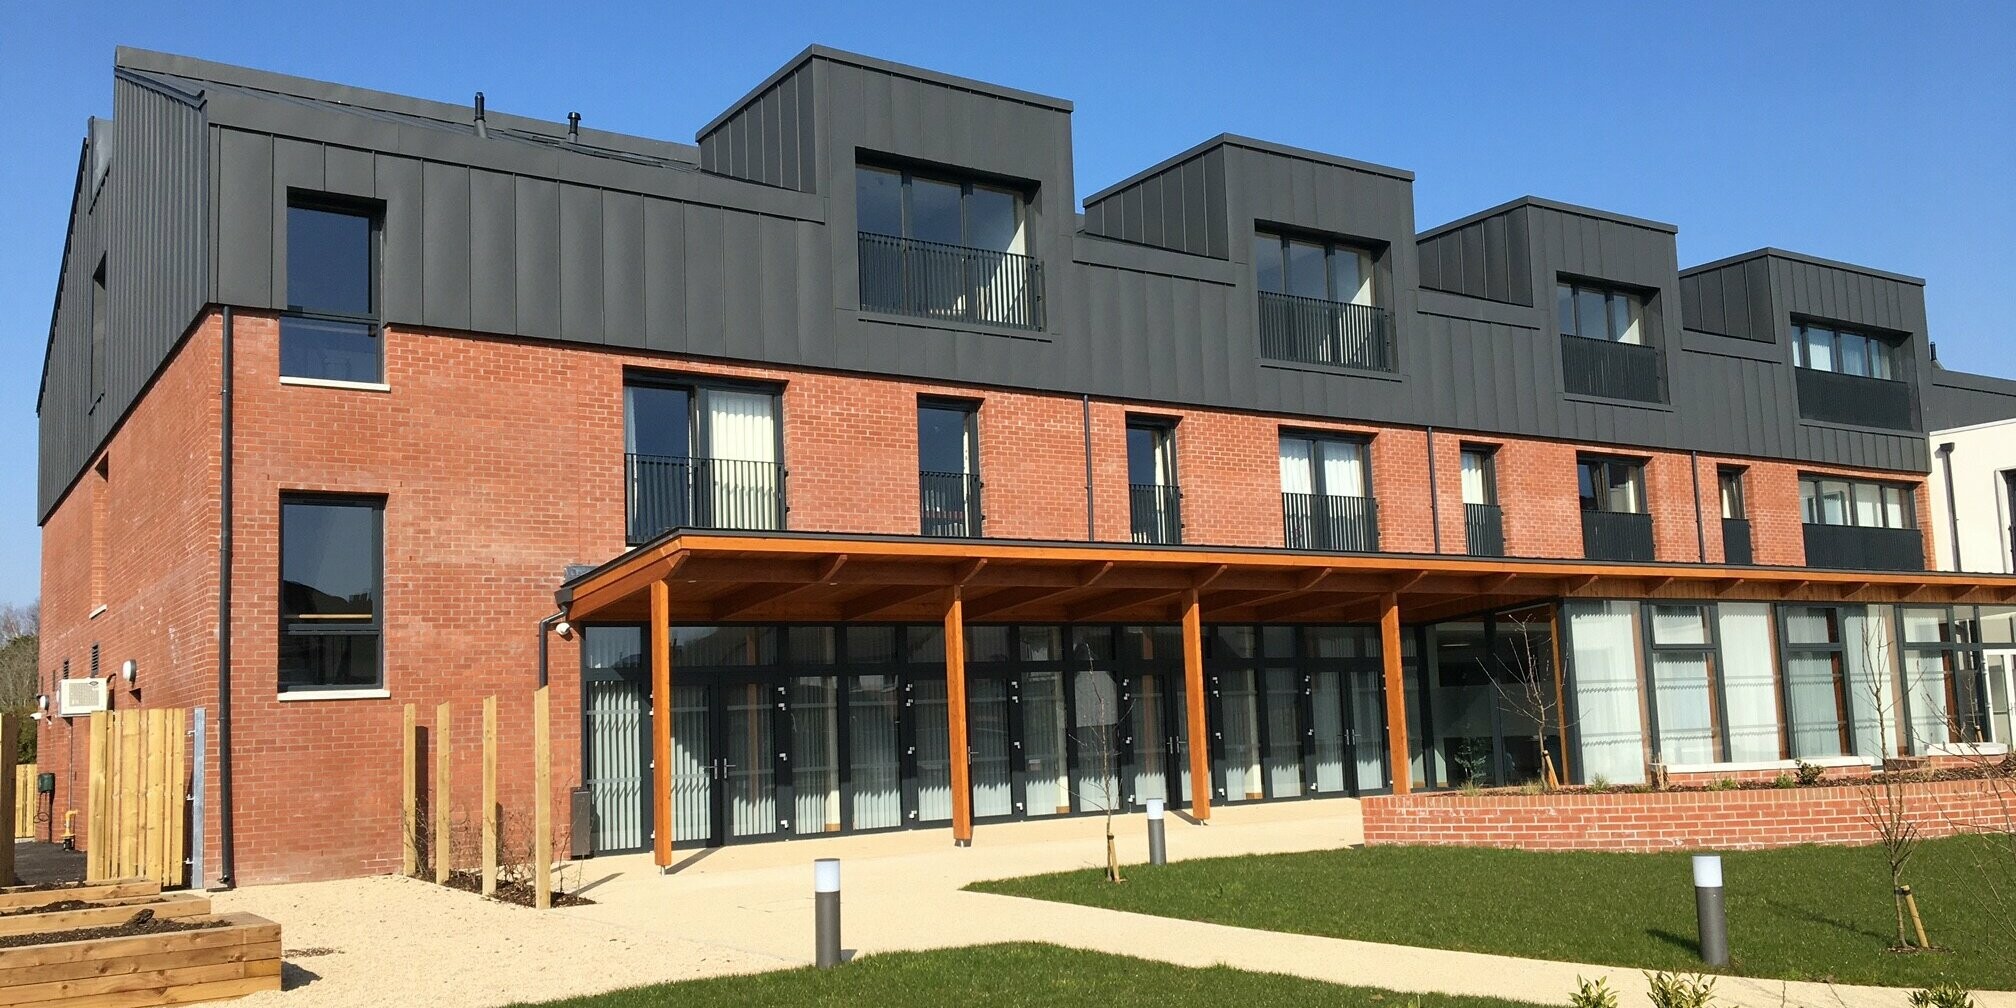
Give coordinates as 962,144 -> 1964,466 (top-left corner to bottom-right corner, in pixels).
1929,417 -> 2016,573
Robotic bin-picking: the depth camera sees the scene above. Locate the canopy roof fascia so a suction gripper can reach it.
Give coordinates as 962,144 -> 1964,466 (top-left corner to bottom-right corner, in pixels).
555,530 -> 2016,626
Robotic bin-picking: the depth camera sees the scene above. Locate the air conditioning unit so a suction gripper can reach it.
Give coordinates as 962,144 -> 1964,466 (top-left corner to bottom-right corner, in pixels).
57,677 -> 109,717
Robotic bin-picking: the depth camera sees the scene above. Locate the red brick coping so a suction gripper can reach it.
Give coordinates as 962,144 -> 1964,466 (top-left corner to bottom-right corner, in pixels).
1362,778 -> 2014,852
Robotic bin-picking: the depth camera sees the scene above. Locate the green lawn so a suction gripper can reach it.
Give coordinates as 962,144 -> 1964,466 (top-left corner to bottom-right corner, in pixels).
506,943 -> 1546,1007
968,836 -> 2016,990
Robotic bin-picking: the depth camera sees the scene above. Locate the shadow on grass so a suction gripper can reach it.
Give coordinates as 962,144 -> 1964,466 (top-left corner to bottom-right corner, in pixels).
1760,898 -> 1889,944
1645,928 -> 1700,957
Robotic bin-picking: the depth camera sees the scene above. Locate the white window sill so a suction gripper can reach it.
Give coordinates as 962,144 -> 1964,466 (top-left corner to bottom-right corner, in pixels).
1922,742 -> 2010,758
1665,755 -> 1873,775
88,605 -> 108,620
277,688 -> 391,702
280,376 -> 391,393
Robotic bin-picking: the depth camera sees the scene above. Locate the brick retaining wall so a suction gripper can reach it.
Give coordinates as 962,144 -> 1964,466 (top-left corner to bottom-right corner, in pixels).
1362,778 -> 2013,852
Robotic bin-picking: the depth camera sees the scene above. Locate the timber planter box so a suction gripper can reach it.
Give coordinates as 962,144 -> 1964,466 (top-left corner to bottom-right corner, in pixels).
0,881 -> 282,1007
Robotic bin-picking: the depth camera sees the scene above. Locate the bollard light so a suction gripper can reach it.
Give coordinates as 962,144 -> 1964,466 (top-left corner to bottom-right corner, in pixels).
814,858 -> 842,969
1145,798 -> 1168,866
1692,854 -> 1728,967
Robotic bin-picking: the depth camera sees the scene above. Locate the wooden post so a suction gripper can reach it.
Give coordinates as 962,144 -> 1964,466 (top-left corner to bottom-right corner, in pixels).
1181,589 -> 1211,820
1547,605 -> 1572,783
1379,593 -> 1411,796
434,702 -> 451,884
944,588 -> 973,845
482,695 -> 498,897
0,714 -> 16,886
533,685 -> 552,910
86,714 -> 108,881
119,710 -> 140,879
401,704 -> 417,877
650,579 -> 673,870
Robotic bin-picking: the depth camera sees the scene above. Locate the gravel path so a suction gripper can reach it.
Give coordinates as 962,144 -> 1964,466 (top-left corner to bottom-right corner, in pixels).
213,874 -> 786,1008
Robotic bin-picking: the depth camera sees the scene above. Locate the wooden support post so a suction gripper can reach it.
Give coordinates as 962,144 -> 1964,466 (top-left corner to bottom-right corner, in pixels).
1181,588 -> 1211,820
86,714 -> 108,881
118,711 -> 140,879
0,714 -> 15,886
1547,605 -> 1571,784
945,588 -> 974,846
650,579 -> 674,870
434,702 -> 451,884
401,704 -> 417,877
534,685 -> 552,910
1379,593 -> 1411,796
481,695 -> 498,898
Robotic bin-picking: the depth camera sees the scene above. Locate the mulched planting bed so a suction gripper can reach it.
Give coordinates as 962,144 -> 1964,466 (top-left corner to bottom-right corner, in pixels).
443,870 -> 595,908
0,899 -> 96,918
1438,762 -> 2013,797
0,880 -> 87,895
0,914 -> 224,950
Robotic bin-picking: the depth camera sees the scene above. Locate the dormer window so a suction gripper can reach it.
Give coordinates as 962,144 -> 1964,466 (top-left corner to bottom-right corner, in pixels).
1556,278 -> 1663,402
856,164 -> 1041,330
1253,229 -> 1391,371
1793,322 -> 1895,380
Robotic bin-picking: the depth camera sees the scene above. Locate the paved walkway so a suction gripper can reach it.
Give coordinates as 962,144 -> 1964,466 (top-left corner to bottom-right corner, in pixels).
222,801 -> 2014,1008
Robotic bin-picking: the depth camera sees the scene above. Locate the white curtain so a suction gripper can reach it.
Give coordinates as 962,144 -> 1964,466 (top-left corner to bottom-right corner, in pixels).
1567,601 -> 1646,784
1460,452 -> 1490,505
1844,607 -> 1896,758
1903,653 -> 1953,754
1279,439 -> 1314,495
1717,604 -> 1783,761
705,390 -> 779,530
1651,653 -> 1716,765
848,678 -> 903,830
791,678 -> 839,836
1322,442 -> 1367,497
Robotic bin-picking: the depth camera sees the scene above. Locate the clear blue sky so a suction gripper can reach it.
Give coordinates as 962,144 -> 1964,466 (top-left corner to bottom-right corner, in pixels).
2,1 -> 2012,609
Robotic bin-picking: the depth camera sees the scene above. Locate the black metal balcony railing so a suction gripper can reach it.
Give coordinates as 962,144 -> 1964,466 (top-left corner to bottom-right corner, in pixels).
1721,517 -> 1754,566
1129,483 -> 1183,545
1282,492 -> 1380,552
1257,291 -> 1395,371
1560,333 -> 1664,403
920,470 -> 983,538
625,454 -> 786,544
1581,510 -> 1655,562
1464,502 -> 1505,557
858,232 -> 1044,331
1802,524 -> 1925,572
1794,368 -> 1916,430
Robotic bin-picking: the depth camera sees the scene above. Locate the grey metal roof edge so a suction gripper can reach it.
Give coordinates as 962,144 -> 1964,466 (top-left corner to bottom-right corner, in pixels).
37,138 -> 92,414
697,43 -> 1073,141
1082,133 -> 1413,208
115,47 -> 695,164
1680,247 -> 1925,287
1419,195 -> 1678,242
1930,364 -> 2016,394
113,66 -> 206,107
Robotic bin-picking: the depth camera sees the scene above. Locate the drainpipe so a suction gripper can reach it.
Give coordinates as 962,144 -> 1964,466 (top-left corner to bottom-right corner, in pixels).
1081,394 -> 1094,541
537,612 -> 564,688
216,306 -> 237,890
1424,427 -> 1442,553
1938,442 -> 1962,571
1689,450 -> 1706,563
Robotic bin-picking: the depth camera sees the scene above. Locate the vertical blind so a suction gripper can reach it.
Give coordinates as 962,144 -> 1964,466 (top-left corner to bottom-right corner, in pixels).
1568,601 -> 1646,784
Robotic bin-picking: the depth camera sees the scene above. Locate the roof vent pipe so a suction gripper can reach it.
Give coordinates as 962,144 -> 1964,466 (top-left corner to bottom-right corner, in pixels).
567,112 -> 581,142
474,91 -> 488,138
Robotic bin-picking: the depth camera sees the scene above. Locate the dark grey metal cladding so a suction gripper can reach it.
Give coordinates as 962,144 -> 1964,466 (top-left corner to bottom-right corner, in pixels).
1678,256 -> 1774,342
40,44 -> 1966,525
1417,204 -> 1533,306
1925,367 -> 2016,432
37,70 -> 211,518
697,58 -> 818,192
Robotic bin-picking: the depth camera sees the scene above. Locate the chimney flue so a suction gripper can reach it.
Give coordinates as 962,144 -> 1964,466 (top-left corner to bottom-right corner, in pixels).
567,112 -> 581,142
474,91 -> 488,138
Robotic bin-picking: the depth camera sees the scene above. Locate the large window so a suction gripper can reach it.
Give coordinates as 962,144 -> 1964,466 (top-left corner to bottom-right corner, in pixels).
280,495 -> 383,692
856,164 -> 1039,330
1780,606 -> 1850,757
1279,434 -> 1376,551
918,400 -> 981,537
1253,232 -> 1375,305
1793,321 -> 1895,379
1898,606 -> 1985,751
1558,280 -> 1644,344
1578,457 -> 1645,513
1800,476 -> 1914,530
282,197 -> 382,384
623,377 -> 783,542
1646,605 -> 1719,765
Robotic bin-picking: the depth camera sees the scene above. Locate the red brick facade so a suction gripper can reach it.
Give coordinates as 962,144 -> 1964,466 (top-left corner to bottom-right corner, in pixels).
37,311 -> 1938,883
1361,778 -> 2011,852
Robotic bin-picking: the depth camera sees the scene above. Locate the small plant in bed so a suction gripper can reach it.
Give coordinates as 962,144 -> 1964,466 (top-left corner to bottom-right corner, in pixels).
443,869 -> 594,908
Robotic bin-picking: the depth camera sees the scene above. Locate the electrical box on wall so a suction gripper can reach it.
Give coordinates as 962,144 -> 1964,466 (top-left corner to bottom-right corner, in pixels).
57,677 -> 109,716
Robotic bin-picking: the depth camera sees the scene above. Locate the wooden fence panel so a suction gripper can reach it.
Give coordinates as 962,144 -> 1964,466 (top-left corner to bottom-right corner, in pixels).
12,766 -> 32,839
85,710 -> 189,888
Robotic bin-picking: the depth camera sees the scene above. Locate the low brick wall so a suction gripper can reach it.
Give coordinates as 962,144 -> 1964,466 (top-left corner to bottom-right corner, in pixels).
1362,778 -> 2011,852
